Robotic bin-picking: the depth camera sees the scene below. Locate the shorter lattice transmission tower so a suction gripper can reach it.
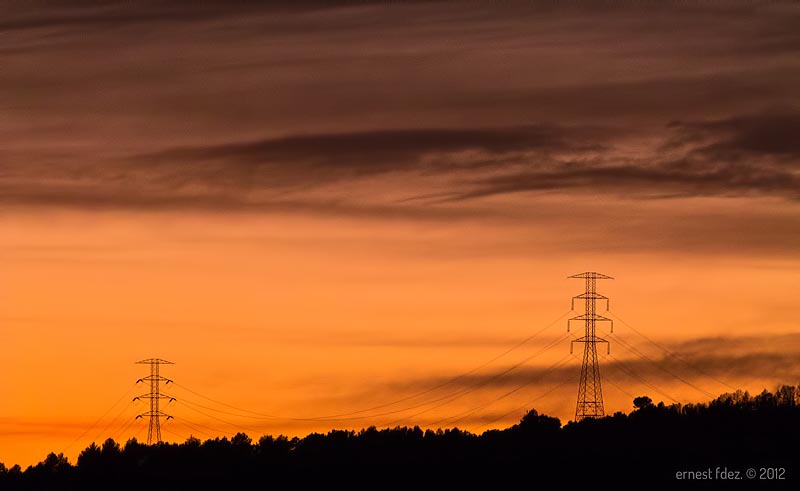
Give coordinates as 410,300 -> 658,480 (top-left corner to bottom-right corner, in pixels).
568,272 -> 614,421
134,358 -> 175,444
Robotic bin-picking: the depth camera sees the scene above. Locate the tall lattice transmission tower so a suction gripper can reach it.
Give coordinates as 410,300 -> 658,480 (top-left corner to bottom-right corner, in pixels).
134,358 -> 175,444
568,272 -> 614,421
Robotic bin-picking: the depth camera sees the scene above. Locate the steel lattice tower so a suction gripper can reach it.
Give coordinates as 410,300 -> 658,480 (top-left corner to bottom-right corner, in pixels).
134,358 -> 175,444
568,272 -> 614,421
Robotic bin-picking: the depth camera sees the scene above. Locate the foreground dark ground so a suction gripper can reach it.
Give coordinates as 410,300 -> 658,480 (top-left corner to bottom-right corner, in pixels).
2,386 -> 798,489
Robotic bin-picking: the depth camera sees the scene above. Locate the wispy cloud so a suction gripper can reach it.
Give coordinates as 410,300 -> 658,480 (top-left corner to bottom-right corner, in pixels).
137,125 -> 594,174
435,109 -> 800,203
667,110 -> 800,160
5,109 -> 800,209
1,0 -> 798,255
375,333 -> 800,393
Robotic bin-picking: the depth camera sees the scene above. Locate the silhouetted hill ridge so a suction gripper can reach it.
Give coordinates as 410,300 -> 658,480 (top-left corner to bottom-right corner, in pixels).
2,385 -> 798,489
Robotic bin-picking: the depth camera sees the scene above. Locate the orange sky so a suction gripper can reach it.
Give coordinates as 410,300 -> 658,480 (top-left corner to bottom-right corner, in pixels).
2,1 -> 800,468
2,206 -> 798,467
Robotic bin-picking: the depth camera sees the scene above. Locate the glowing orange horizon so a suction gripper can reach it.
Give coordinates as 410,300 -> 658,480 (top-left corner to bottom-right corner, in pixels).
2,210 -> 797,468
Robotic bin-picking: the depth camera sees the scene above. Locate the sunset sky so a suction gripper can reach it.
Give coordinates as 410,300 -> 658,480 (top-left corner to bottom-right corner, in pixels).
2,0 -> 800,468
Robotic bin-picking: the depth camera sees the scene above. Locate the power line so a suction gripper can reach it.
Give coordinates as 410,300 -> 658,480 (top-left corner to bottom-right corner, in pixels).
608,308 -> 737,391
598,353 -> 638,400
381,332 -> 572,427
603,375 -> 637,401
475,378 -> 573,431
605,352 -> 679,403
169,383 -> 288,420
607,332 -> 715,399
176,400 -> 264,435
161,426 -> 189,442
168,310 -> 573,423
111,411 -> 140,443
60,383 -> 137,454
429,353 -> 574,428
133,424 -> 146,442
174,394 -> 287,421
92,402 -> 136,444
171,416 -> 232,439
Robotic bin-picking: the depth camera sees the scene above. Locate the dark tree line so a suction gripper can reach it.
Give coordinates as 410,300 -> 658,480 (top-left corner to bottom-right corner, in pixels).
2,385 -> 798,489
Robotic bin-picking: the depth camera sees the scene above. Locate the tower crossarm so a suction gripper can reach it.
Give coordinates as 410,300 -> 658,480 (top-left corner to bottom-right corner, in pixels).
568,314 -> 613,322
135,359 -> 174,365
136,376 -> 173,383
567,314 -> 614,333
568,272 -> 613,280
136,411 -> 173,418
133,393 -> 176,401
571,292 -> 609,310
570,336 -> 610,354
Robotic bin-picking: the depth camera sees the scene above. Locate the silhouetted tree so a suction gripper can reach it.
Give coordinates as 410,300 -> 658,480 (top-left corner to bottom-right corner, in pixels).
76,442 -> 101,469
3,385 -> 799,489
633,395 -> 653,410
101,438 -> 121,457
184,435 -> 201,447
775,384 -> 798,406
32,452 -> 71,474
231,432 -> 252,448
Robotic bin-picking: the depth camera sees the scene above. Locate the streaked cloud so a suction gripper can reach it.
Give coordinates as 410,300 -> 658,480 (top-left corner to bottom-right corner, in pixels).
2,1 -> 799,215
376,333 -> 800,393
